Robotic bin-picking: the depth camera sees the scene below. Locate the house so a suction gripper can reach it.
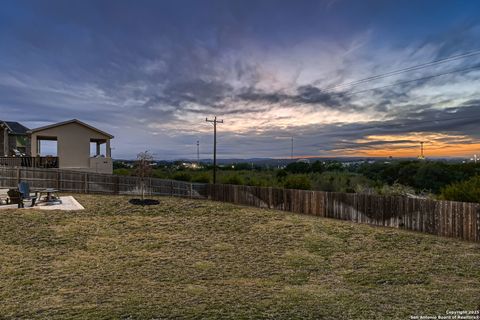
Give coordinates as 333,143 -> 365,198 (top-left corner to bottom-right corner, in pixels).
0,119 -> 114,174
0,121 -> 30,156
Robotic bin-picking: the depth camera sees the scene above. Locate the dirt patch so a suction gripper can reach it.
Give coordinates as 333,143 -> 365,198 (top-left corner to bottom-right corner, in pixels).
128,198 -> 160,206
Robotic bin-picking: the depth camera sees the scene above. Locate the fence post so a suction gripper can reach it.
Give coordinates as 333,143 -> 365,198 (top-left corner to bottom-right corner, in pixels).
16,168 -> 21,185
149,178 -> 152,197
114,176 -> 119,195
477,205 -> 480,243
84,173 -> 88,194
56,170 -> 61,190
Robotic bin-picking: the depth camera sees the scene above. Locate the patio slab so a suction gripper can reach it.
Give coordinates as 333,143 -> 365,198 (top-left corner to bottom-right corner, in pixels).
0,196 -> 84,211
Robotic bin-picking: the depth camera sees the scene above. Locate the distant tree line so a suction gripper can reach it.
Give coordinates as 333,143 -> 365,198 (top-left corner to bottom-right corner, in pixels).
113,159 -> 480,203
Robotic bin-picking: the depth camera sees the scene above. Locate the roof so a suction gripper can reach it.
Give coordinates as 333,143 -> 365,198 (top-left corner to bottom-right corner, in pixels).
0,121 -> 30,135
28,119 -> 114,139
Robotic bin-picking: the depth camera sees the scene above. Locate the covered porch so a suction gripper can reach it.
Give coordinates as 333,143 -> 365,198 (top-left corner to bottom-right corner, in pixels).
29,119 -> 114,174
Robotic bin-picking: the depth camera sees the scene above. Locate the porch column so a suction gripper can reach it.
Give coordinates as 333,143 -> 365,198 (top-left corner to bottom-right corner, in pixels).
106,140 -> 111,158
96,142 -> 101,156
3,127 -> 8,156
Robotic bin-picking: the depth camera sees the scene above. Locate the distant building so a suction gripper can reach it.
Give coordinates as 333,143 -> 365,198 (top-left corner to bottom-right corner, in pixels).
0,120 -> 30,156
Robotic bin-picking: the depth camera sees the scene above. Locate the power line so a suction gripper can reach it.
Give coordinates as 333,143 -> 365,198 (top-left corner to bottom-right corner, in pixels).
344,115 -> 479,132
320,49 -> 480,93
344,64 -> 480,96
291,136 -> 294,160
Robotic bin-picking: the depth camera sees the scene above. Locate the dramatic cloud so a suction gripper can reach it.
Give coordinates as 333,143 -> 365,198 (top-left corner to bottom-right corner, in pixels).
1,0 -> 480,159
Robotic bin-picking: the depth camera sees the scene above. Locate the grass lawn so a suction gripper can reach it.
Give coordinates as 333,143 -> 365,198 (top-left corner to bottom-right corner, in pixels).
0,195 -> 479,319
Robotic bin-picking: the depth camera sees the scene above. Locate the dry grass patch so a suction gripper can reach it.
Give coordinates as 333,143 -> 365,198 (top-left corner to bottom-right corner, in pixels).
0,194 -> 479,319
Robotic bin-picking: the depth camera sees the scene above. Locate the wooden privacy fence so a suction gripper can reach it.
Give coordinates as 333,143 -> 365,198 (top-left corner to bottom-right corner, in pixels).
0,167 -> 479,242
208,184 -> 480,243
0,167 -> 208,199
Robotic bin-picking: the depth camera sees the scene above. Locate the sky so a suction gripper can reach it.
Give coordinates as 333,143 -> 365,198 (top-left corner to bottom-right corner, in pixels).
1,0 -> 480,160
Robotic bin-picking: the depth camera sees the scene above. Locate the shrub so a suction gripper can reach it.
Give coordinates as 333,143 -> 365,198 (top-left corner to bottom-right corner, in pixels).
114,168 -> 131,176
284,175 -> 311,190
192,173 -> 210,183
276,169 -> 288,181
440,175 -> 480,203
354,184 -> 377,194
222,174 -> 244,185
285,162 -> 311,174
152,170 -> 168,179
312,172 -> 374,193
245,176 -> 269,187
324,161 -> 344,172
311,161 -> 325,173
378,183 -> 416,196
172,172 -> 192,182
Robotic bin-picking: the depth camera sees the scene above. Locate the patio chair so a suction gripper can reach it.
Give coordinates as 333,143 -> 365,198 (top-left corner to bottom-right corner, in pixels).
18,182 -> 38,208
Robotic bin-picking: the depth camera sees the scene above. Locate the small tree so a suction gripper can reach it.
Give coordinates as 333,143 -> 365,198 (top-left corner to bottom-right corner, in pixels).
134,151 -> 153,201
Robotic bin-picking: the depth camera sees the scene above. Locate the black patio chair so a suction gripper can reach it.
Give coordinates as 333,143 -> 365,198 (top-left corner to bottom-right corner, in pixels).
18,182 -> 38,208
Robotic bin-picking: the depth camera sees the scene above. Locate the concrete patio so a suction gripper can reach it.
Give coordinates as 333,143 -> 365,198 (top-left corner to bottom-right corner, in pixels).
0,196 -> 84,211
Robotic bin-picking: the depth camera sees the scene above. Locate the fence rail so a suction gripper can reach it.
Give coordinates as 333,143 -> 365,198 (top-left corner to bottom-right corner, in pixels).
0,167 -> 479,242
0,167 -> 207,198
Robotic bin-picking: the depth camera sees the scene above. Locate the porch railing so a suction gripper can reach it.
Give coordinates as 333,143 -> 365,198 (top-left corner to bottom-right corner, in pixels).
0,156 -> 59,169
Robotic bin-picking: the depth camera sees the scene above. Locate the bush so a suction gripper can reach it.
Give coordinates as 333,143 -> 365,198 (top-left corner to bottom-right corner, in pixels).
222,174 -> 244,185
172,172 -> 192,182
285,162 -> 311,174
152,170 -> 168,179
244,176 -> 269,187
284,175 -> 311,190
324,161 -> 344,172
192,173 -> 210,183
440,175 -> 480,203
312,172 -> 374,193
114,168 -> 131,176
276,169 -> 288,181
378,183 -> 416,196
311,161 -> 325,173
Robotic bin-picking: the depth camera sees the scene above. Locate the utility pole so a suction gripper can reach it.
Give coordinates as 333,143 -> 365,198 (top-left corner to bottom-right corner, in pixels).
291,136 -> 294,161
418,141 -> 425,160
196,140 -> 200,165
206,116 -> 223,184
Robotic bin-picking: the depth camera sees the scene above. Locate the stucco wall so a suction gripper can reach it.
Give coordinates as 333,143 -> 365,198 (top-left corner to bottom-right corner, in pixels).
89,157 -> 113,174
30,122 -> 111,171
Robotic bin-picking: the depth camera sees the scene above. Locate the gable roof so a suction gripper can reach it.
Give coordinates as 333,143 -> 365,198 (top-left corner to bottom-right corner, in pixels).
28,119 -> 114,139
0,120 -> 30,135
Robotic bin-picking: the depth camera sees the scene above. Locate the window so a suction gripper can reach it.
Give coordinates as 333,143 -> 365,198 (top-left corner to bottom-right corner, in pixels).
39,140 -> 58,157
14,136 -> 28,155
90,141 -> 106,157
16,136 -> 28,148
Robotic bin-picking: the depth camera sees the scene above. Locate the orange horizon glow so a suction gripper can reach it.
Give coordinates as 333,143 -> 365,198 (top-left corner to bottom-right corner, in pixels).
335,143 -> 480,158
294,133 -> 480,158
